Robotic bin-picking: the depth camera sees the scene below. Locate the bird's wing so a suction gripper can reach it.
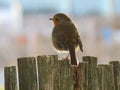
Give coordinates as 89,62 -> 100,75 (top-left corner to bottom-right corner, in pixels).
69,23 -> 83,52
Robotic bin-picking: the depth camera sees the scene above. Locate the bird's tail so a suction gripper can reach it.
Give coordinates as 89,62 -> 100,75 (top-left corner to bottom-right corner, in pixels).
69,45 -> 77,66
78,35 -> 83,52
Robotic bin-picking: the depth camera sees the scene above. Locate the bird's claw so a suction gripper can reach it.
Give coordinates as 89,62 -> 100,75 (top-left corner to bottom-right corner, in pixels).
62,57 -> 69,60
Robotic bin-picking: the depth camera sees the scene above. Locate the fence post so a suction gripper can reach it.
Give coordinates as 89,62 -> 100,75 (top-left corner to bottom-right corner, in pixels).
4,66 -> 17,90
37,55 -> 73,90
110,61 -> 120,90
98,65 -> 115,90
17,57 -> 38,90
82,56 -> 99,90
74,62 -> 88,90
97,65 -> 102,90
37,55 -> 58,90
4,55 -> 119,90
56,58 -> 74,90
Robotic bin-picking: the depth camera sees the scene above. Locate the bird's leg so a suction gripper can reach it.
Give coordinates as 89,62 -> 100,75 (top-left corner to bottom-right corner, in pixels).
62,53 -> 69,60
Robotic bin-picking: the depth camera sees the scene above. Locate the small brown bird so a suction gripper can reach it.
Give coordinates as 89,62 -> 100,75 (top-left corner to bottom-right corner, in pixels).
50,13 -> 83,66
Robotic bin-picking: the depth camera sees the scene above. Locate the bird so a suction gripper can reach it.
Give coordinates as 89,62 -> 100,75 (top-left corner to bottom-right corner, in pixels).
49,13 -> 83,66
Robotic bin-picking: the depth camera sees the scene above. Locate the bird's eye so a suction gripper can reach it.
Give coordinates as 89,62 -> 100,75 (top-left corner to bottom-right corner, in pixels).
55,18 -> 58,21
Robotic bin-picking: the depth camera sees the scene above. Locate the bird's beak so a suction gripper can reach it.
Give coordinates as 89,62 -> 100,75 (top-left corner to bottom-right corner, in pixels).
49,18 -> 53,20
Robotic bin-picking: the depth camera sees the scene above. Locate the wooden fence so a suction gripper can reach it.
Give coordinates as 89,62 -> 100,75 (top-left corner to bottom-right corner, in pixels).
4,55 -> 120,90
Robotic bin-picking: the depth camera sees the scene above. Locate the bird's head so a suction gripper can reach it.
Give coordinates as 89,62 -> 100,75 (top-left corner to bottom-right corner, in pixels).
49,13 -> 71,26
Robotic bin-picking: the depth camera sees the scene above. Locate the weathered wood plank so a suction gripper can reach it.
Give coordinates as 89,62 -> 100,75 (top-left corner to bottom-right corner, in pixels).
74,62 -> 88,90
57,58 -> 73,90
4,55 -> 120,90
97,66 -> 102,90
37,55 -> 58,90
82,56 -> 99,90
4,66 -> 17,90
37,55 -> 73,90
17,57 -> 38,90
98,64 -> 115,90
110,61 -> 120,90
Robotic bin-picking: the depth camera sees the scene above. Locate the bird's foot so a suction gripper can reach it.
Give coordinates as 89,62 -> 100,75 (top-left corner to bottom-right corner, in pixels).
62,53 -> 69,60
62,56 -> 69,60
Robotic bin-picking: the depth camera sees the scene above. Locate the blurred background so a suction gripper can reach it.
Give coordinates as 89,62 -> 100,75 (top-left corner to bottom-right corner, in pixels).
0,0 -> 120,89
